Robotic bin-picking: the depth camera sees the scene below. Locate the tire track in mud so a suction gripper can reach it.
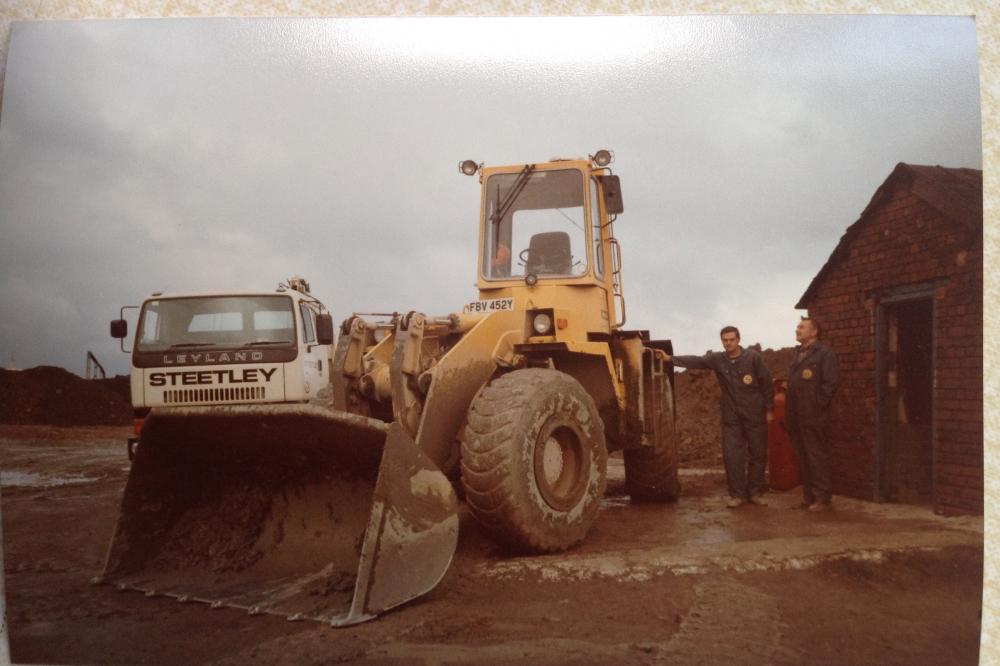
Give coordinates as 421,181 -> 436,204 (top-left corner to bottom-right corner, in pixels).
659,577 -> 802,664
367,638 -> 659,664
351,579 -> 802,665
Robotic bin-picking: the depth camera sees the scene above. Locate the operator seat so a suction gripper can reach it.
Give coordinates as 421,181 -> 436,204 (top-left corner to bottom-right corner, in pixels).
524,231 -> 572,275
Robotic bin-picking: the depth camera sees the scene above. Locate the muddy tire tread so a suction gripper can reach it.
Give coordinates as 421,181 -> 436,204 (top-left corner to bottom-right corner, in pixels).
624,368 -> 681,502
460,368 -> 607,552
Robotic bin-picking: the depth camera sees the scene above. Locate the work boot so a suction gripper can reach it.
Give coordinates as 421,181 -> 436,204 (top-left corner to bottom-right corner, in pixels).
808,501 -> 833,512
748,494 -> 768,506
790,500 -> 814,510
725,497 -> 746,509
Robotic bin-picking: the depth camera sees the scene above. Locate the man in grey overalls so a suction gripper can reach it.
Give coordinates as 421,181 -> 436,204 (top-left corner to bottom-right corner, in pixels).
785,317 -> 840,512
667,326 -> 774,508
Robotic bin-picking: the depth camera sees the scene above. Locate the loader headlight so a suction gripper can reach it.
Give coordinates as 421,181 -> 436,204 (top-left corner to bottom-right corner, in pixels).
459,159 -> 480,176
532,312 -> 554,336
591,149 -> 614,167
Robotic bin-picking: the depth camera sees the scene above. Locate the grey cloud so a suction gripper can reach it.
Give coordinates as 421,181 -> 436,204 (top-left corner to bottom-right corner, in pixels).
0,16 -> 981,376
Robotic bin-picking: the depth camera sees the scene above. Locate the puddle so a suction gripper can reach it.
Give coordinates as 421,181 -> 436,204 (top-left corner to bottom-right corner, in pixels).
1,470 -> 99,488
601,496 -> 632,509
680,469 -> 724,476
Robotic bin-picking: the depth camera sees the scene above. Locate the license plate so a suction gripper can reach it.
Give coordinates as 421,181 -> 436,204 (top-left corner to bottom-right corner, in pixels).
462,298 -> 514,314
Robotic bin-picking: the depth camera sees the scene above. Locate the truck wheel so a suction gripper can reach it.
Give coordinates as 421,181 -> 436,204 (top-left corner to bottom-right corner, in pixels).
624,372 -> 681,502
461,368 -> 607,553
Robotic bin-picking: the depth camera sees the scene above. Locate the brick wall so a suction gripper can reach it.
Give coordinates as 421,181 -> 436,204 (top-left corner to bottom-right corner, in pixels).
803,179 -> 983,514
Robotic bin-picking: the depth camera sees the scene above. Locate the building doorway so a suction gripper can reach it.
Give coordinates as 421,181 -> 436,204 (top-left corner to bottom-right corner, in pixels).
877,296 -> 934,504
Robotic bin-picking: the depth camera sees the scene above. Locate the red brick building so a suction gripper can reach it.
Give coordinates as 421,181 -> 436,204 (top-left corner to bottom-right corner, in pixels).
796,163 -> 982,515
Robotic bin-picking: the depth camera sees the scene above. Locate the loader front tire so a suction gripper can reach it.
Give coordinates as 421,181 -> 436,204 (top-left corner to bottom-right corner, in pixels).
461,368 -> 607,553
624,373 -> 681,502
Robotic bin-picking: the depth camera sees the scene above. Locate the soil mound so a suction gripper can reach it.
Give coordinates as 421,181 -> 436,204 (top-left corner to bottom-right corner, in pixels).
0,366 -> 131,426
674,346 -> 797,467
0,347 -> 797,441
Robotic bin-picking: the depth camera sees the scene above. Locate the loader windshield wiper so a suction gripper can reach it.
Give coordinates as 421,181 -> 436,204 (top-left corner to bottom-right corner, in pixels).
168,343 -> 217,349
492,164 -> 536,228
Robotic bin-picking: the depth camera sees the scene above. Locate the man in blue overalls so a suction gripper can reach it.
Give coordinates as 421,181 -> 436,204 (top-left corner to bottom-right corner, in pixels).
667,326 -> 774,508
785,317 -> 840,511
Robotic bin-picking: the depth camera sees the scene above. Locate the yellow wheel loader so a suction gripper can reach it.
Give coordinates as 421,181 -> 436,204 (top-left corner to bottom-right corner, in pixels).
97,152 -> 679,627
333,151 -> 679,557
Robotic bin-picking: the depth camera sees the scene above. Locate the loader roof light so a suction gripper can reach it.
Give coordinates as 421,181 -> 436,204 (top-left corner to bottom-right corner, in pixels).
459,159 -> 481,176
524,273 -> 538,287
591,149 -> 614,167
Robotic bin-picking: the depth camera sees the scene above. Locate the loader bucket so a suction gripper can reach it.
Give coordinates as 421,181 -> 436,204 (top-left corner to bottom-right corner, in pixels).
96,404 -> 458,626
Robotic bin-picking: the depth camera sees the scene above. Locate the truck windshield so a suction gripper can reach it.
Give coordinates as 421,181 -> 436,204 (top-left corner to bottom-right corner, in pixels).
483,168 -> 588,280
136,295 -> 295,352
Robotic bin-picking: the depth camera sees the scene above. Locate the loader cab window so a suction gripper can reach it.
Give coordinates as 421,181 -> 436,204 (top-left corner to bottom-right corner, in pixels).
590,177 -> 604,279
136,295 -> 296,351
483,168 -> 589,280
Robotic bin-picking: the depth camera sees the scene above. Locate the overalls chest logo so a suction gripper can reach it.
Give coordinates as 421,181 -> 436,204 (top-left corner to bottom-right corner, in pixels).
802,368 -> 814,380
742,374 -> 753,385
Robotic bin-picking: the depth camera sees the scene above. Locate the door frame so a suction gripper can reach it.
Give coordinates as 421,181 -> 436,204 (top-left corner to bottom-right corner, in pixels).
873,281 -> 940,503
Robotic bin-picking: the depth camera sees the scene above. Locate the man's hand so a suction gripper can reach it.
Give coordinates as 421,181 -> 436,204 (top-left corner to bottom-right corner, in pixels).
664,353 -> 672,362
491,243 -> 511,268
766,409 -> 775,423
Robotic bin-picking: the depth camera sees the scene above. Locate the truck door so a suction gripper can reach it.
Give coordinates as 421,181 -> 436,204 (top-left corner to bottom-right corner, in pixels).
298,302 -> 328,396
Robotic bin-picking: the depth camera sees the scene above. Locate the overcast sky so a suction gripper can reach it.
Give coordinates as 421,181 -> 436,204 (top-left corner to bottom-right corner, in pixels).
0,15 -> 982,376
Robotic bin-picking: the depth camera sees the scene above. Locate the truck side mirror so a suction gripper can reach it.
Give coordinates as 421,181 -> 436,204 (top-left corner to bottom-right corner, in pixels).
110,319 -> 128,339
597,175 -> 624,215
316,314 -> 334,346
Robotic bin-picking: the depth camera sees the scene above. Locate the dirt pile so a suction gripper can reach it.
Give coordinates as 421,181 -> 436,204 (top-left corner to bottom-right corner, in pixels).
674,346 -> 797,467
0,348 -> 797,448
0,366 -> 132,426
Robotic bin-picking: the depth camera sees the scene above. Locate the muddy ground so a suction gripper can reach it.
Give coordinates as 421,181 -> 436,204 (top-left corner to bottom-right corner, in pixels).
1,425 -> 983,665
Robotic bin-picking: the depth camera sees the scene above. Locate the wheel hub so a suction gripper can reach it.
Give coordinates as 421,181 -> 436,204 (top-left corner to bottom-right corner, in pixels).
541,436 -> 565,486
533,423 -> 587,511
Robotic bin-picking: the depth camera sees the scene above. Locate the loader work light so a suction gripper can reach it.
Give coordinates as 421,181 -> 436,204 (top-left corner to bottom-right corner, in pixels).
459,159 -> 480,176
591,149 -> 614,167
532,312 -> 554,335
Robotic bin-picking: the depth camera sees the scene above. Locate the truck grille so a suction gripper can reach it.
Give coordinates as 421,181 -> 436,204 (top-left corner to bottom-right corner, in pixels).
163,386 -> 267,404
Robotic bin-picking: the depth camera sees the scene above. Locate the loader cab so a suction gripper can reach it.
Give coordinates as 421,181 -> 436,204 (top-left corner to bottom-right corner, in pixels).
472,154 -> 625,331
481,166 -> 592,282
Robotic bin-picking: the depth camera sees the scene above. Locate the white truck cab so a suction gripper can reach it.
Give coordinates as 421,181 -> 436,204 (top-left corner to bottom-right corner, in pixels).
111,277 -> 334,415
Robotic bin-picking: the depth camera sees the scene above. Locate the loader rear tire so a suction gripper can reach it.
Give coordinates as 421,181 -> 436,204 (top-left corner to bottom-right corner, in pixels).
624,373 -> 681,502
461,368 -> 607,553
